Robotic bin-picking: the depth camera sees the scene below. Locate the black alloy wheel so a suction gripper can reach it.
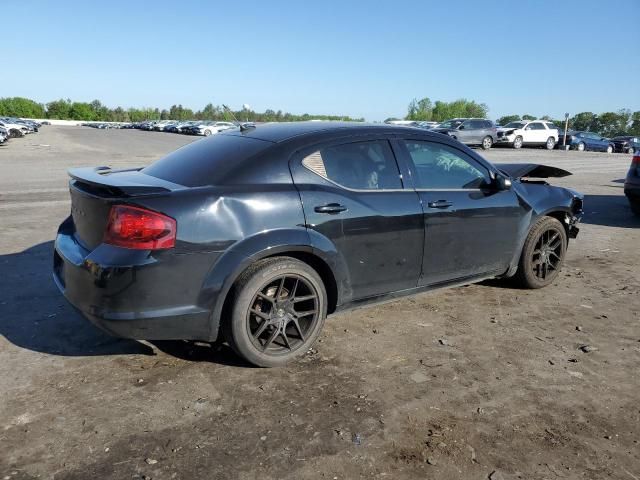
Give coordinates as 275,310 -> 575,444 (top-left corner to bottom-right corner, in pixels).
226,257 -> 327,367
247,274 -> 320,354
514,216 -> 567,289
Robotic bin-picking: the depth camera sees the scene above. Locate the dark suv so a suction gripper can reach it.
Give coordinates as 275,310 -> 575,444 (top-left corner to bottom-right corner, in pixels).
431,118 -> 497,149
54,122 -> 583,367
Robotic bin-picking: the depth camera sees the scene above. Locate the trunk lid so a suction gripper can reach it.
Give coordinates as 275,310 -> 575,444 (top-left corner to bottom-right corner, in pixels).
68,167 -> 184,250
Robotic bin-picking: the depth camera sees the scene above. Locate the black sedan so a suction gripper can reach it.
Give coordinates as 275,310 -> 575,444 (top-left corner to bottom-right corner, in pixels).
611,136 -> 639,155
53,123 -> 583,367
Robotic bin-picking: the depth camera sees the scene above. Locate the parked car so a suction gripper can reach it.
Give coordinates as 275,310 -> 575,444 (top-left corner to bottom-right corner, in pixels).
0,126 -> 8,144
611,136 -> 639,154
624,152 -> 640,215
0,119 -> 28,137
562,131 -> 614,153
185,121 -> 236,136
496,120 -> 559,150
53,122 -> 583,367
413,121 -> 440,130
431,118 -> 497,149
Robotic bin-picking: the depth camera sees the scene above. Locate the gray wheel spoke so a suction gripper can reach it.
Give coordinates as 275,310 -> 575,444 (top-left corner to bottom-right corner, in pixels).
291,318 -> 306,341
290,278 -> 299,299
257,292 -> 275,304
250,308 -> 270,320
275,277 -> 286,299
253,319 -> 270,339
294,309 -> 317,318
292,294 -> 315,303
281,329 -> 292,350
262,326 -> 280,351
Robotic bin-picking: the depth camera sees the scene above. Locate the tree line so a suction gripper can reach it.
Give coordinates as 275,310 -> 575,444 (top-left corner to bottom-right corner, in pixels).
0,97 -> 364,123
401,97 -> 640,137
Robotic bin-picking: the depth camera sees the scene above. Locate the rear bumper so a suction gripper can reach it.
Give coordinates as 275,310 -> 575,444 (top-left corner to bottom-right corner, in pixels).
53,221 -> 215,341
625,185 -> 640,202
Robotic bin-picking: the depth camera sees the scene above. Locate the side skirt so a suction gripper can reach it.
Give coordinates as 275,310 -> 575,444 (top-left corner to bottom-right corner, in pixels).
332,270 -> 503,315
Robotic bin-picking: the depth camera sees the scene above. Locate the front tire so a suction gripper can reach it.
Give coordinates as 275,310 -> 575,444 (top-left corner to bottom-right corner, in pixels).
577,142 -> 585,151
628,147 -> 636,155
513,217 -> 567,289
481,136 -> 493,150
513,136 -> 523,149
630,201 -> 640,216
204,129 -> 212,136
546,137 -> 556,150
225,257 -> 327,367
606,145 -> 613,154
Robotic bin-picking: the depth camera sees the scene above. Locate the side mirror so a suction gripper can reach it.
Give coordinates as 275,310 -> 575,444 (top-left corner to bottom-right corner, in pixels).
494,174 -> 512,190
458,125 -> 465,130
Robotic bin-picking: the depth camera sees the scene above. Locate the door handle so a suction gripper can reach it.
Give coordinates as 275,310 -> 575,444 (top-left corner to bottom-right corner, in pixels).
314,203 -> 347,214
427,200 -> 453,209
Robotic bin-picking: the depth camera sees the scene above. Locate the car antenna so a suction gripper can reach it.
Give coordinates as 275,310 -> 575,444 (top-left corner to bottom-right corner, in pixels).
223,104 -> 255,132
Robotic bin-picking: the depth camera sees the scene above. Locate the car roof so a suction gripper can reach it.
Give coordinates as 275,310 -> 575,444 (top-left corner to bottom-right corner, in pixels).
219,121 -> 434,143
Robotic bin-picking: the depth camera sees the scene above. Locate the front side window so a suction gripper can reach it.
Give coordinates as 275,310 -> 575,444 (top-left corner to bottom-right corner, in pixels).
302,140 -> 402,190
403,141 -> 490,189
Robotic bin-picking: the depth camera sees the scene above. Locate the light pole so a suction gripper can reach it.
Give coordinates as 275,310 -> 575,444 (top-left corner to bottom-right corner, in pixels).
563,112 -> 570,149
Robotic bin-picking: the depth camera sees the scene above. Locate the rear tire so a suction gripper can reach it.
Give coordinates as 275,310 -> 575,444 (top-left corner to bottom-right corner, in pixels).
513,217 -> 567,289
630,201 -> 640,216
545,137 -> 556,150
481,136 -> 493,150
513,136 -> 523,149
225,257 -> 327,367
628,147 -> 636,155
606,145 -> 613,154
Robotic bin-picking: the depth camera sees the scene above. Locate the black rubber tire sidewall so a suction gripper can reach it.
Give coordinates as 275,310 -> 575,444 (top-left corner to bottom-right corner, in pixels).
482,136 -> 492,150
514,216 -> 568,289
226,257 -> 327,367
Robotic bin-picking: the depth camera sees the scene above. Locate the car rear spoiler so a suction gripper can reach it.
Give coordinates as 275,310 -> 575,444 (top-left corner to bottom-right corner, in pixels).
68,166 -> 182,196
495,163 -> 572,179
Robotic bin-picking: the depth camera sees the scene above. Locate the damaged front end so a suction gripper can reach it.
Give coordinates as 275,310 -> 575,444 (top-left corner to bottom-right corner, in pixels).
496,162 -> 584,239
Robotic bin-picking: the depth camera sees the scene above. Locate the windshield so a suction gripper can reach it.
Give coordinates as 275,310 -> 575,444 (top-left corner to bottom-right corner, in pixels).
504,121 -> 526,129
438,120 -> 463,129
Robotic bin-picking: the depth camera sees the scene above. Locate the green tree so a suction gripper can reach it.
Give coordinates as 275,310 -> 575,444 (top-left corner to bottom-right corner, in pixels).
522,114 -> 537,120
406,97 -> 433,121
46,99 -> 73,119
68,102 -> 96,120
570,112 -> 599,132
0,97 -> 46,118
496,114 -> 521,125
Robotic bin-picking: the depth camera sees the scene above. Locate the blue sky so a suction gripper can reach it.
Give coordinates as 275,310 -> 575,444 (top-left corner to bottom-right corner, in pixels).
3,0 -> 639,121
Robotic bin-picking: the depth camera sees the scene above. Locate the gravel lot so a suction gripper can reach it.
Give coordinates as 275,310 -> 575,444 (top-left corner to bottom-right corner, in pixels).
1,126 -> 639,480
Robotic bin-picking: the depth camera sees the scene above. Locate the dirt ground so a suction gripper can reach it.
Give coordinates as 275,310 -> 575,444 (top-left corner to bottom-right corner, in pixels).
1,126 -> 639,480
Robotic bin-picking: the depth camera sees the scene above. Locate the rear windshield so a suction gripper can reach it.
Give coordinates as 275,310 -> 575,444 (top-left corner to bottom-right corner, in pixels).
143,134 -> 272,187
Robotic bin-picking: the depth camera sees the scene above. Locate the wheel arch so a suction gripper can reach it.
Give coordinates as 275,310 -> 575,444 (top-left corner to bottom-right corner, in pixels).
202,230 -> 348,341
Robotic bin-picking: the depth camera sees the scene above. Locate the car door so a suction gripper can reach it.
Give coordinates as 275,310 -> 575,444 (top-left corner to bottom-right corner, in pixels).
398,138 -> 527,286
456,120 -> 475,144
290,138 -> 424,301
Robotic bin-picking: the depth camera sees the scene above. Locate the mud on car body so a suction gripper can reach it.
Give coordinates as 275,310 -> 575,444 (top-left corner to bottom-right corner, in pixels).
53,122 -> 583,367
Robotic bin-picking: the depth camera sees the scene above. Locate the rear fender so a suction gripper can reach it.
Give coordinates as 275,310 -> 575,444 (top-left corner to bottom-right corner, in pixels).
199,228 -> 350,341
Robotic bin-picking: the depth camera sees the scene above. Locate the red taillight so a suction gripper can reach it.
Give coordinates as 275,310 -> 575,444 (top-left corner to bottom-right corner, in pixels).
104,205 -> 176,250
632,153 -> 640,166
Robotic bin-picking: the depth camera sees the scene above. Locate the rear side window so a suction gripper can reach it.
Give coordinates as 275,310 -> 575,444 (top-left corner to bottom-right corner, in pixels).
143,134 -> 272,187
302,140 -> 402,190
